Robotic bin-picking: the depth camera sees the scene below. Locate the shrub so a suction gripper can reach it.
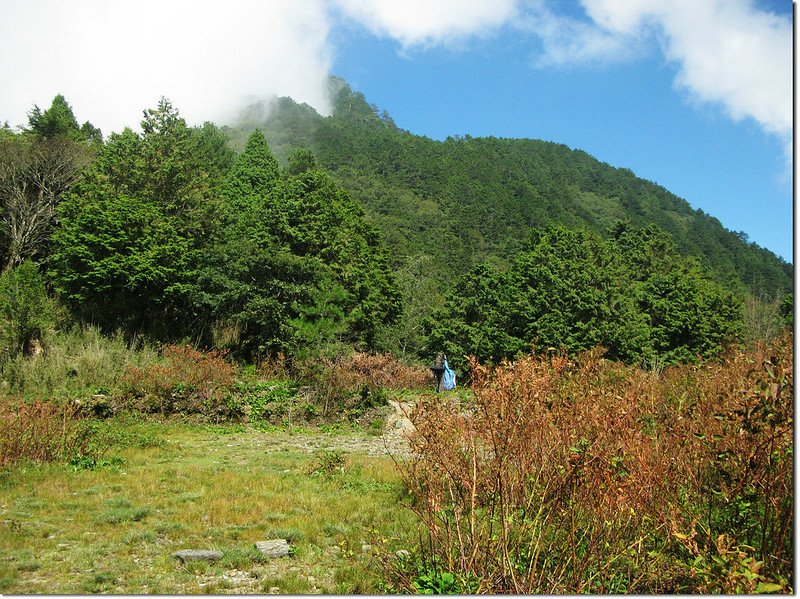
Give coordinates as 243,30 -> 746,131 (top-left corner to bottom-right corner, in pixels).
0,399 -> 103,467
390,334 -> 793,593
307,449 -> 346,477
297,352 -> 429,393
329,352 -> 431,391
120,345 -> 237,418
0,261 -> 54,360
256,352 -> 291,380
294,352 -> 429,417
231,379 -> 300,424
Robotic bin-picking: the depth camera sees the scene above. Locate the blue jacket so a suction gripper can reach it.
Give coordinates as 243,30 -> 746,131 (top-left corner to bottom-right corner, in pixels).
442,359 -> 456,390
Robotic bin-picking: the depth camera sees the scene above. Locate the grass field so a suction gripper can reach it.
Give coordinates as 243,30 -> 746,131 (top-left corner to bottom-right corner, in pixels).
0,332 -> 792,594
0,416 -> 418,594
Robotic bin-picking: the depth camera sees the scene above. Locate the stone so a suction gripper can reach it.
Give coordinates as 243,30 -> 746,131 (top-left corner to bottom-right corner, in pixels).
171,549 -> 223,562
255,539 -> 290,558
395,549 -> 411,559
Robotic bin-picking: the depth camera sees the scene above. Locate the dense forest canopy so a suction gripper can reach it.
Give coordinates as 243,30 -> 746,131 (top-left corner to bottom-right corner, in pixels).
2,95 -> 399,362
0,86 -> 792,368
424,224 -> 744,370
228,79 -> 791,297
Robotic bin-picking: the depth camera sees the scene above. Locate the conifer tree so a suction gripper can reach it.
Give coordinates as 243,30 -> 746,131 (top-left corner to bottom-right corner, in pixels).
28,94 -> 102,143
223,129 -> 278,214
50,99 -> 224,332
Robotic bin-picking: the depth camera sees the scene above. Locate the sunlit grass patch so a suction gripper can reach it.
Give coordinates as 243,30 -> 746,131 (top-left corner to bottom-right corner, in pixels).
95,497 -> 151,524
0,418 -> 418,594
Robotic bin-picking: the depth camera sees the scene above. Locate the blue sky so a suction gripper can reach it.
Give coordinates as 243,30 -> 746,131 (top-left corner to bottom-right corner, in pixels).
0,0 -> 793,262
327,1 -> 793,262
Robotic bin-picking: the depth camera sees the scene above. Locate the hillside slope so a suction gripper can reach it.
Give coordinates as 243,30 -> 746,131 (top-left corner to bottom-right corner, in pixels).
225,79 -> 792,297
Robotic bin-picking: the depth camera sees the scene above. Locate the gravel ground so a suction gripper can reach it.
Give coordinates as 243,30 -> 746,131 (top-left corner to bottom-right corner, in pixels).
216,398 -> 417,460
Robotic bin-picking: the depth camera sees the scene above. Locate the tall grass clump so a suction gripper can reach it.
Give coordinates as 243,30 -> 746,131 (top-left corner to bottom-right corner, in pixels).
0,325 -> 160,402
391,334 -> 792,594
0,399 -> 100,467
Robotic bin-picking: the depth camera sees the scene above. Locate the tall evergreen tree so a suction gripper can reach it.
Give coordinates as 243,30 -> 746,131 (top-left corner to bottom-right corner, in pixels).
50,99 -> 225,333
28,94 -> 102,143
193,129 -> 400,358
223,129 -> 278,214
27,95 -> 81,140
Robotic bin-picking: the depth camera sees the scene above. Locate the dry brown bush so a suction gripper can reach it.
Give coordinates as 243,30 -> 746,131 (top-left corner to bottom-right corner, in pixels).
256,352 -> 291,381
324,352 -> 430,391
0,399 -> 97,467
292,351 -> 430,416
392,334 -> 793,593
120,345 -> 237,417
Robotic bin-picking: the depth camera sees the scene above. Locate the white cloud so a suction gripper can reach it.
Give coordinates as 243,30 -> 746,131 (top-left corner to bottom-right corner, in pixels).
0,0 -> 789,154
650,1 -> 791,140
527,0 -> 792,146
0,0 -> 521,135
332,0 -> 519,50
515,1 -> 641,66
0,0 -> 333,135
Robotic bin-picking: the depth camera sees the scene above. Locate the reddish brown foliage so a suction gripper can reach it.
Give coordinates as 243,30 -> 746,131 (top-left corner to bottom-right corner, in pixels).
120,345 -> 237,417
266,351 -> 430,394
292,351 -> 430,415
0,399 -> 95,467
320,352 -> 430,392
396,334 -> 793,593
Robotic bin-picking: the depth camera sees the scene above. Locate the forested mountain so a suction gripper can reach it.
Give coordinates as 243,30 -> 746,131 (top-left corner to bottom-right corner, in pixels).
0,89 -> 790,367
227,78 -> 792,297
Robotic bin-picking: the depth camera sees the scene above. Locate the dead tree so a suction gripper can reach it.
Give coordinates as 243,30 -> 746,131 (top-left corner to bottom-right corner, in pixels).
0,136 -> 92,270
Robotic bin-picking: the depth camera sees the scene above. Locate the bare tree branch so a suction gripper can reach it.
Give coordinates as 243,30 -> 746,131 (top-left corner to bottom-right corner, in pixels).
0,136 -> 93,270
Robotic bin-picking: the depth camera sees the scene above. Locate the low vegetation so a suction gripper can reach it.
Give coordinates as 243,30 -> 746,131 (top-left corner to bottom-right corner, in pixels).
0,400 -> 100,468
386,333 -> 792,593
1,328 -> 793,593
0,91 -> 793,594
0,420 -> 416,594
120,345 -> 238,418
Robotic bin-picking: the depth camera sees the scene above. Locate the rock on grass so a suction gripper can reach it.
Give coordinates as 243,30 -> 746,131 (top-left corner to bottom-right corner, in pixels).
254,539 -> 290,558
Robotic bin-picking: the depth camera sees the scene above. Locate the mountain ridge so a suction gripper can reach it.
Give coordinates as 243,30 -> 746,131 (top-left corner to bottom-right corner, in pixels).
223,78 -> 791,297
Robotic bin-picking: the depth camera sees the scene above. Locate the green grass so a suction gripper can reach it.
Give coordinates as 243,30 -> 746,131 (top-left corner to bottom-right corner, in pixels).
0,325 -> 161,402
0,418 -> 418,594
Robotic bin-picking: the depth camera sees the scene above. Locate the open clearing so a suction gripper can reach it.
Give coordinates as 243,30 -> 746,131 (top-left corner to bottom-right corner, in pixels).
0,406 -> 419,594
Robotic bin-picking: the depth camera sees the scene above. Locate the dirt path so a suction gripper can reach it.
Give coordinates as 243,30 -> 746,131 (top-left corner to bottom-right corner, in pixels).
217,399 -> 417,460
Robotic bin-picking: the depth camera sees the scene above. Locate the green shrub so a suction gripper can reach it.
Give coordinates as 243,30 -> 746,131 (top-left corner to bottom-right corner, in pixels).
0,261 -> 54,360
233,379 -> 299,423
307,449 -> 346,477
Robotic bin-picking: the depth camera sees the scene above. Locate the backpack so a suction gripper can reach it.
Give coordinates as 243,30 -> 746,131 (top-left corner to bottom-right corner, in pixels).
442,358 -> 456,390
